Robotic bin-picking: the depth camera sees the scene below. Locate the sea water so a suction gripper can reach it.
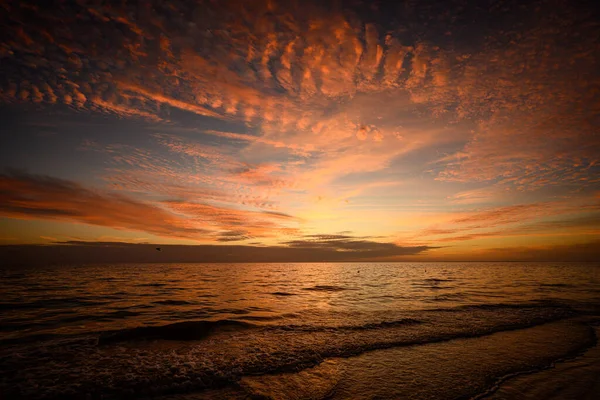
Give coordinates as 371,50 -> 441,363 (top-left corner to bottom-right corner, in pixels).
1,262 -> 599,399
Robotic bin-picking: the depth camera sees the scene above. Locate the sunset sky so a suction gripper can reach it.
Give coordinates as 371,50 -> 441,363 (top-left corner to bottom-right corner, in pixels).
0,0 -> 599,261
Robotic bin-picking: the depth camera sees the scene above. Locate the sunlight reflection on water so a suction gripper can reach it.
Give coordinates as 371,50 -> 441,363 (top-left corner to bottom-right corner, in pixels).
1,262 -> 599,399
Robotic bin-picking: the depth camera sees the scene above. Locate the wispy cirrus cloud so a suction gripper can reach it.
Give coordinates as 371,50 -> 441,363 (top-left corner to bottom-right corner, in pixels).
162,199 -> 300,240
86,134 -> 292,209
411,199 -> 600,244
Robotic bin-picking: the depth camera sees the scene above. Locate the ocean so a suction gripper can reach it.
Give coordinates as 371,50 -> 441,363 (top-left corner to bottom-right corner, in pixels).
1,262 -> 599,399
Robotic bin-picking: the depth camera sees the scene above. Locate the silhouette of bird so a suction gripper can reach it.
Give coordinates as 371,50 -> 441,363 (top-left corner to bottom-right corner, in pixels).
156,247 -> 161,251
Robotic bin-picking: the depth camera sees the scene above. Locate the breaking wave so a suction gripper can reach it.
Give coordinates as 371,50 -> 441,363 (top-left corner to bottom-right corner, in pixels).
98,319 -> 256,344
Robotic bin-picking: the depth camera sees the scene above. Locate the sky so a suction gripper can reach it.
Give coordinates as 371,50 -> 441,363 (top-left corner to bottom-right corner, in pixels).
0,0 -> 599,262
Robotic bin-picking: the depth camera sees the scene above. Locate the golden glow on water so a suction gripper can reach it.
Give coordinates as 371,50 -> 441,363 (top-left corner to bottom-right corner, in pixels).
1,262 -> 599,399
2,262 -> 599,340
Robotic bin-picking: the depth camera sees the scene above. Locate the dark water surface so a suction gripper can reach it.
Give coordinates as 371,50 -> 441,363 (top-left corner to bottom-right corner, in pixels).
1,262 -> 599,399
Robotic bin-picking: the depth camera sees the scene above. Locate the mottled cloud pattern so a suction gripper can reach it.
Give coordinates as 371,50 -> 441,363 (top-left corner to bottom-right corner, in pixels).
0,0 -> 598,259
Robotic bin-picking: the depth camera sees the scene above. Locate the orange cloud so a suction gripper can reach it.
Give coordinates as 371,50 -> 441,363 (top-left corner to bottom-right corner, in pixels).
413,199 -> 600,243
0,171 -> 299,242
162,199 -> 300,240
0,170 -> 206,240
465,241 -> 600,262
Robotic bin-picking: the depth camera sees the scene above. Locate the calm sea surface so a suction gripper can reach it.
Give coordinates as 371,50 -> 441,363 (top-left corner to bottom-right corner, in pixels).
1,262 -> 599,399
